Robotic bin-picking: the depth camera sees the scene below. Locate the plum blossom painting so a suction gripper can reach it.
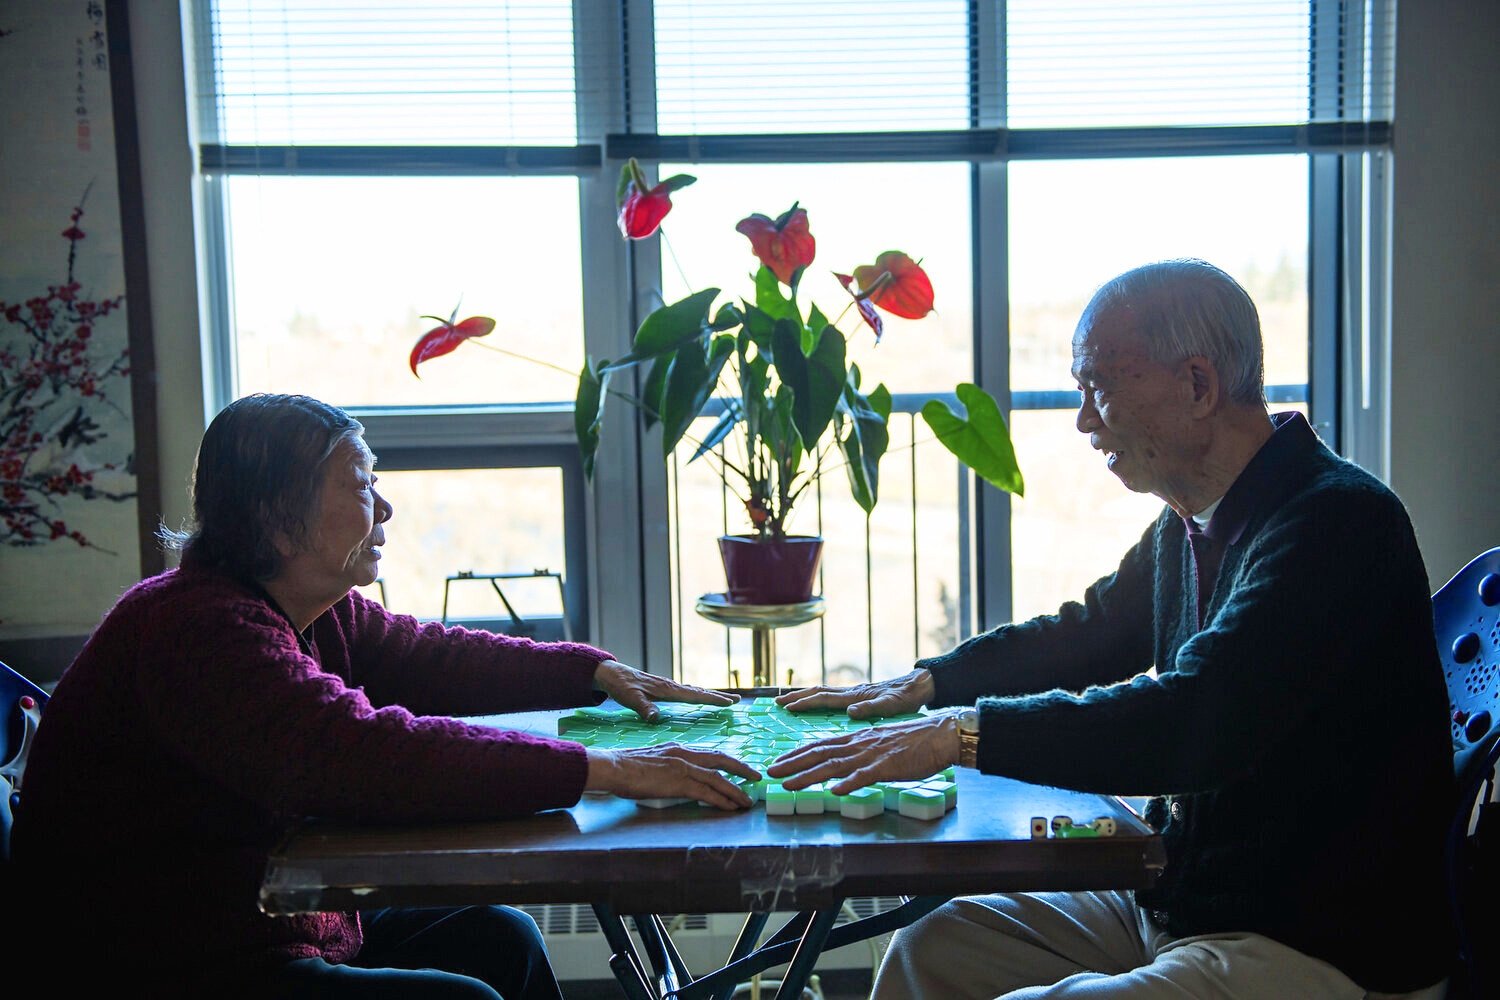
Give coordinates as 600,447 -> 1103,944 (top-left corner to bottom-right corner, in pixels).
0,2 -> 139,635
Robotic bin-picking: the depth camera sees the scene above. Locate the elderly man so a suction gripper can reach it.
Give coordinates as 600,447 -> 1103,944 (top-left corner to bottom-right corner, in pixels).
769,259 -> 1453,998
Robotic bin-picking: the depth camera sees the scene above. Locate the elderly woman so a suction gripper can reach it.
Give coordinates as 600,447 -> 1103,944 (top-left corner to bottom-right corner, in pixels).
13,393 -> 755,998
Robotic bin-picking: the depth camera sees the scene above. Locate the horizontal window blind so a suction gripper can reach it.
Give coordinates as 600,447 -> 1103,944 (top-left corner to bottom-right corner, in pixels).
651,0 -> 973,134
649,0 -> 1393,137
1007,0 -> 1392,128
201,0 -> 592,146
198,1 -> 1395,158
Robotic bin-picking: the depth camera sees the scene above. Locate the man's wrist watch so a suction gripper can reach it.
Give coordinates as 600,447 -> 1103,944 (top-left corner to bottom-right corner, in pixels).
955,708 -> 981,769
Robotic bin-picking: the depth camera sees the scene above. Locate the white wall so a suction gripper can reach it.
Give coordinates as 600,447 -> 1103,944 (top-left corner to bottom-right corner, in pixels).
1388,0 -> 1500,589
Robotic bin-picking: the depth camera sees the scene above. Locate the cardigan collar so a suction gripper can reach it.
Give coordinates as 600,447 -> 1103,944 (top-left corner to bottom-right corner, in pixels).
1190,410 -> 1321,548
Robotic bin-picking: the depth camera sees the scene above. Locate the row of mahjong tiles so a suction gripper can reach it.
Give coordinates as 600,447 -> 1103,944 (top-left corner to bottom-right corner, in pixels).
557,697 -> 958,820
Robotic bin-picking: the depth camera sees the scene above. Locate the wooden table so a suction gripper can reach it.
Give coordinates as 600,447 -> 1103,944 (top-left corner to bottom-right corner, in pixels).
261,706 -> 1166,999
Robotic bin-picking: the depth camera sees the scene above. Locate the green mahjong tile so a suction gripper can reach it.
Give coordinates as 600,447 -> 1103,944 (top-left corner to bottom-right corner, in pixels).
793,785 -> 826,815
879,781 -> 922,809
921,779 -> 958,810
897,787 -> 946,820
839,786 -> 885,819
764,784 -> 795,815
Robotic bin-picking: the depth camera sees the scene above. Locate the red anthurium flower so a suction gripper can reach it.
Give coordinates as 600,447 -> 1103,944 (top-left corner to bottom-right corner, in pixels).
835,272 -> 884,343
409,315 -> 496,376
617,158 -> 696,240
852,251 -> 935,319
736,203 -> 816,285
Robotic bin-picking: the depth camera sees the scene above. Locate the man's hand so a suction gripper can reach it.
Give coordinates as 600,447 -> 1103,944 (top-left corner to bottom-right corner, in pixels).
593,659 -> 737,722
765,712 -> 962,795
774,668 -> 935,720
585,744 -> 760,811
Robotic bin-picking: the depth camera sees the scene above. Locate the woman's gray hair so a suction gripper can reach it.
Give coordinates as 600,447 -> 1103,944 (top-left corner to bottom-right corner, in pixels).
159,394 -> 364,582
1079,259 -> 1266,406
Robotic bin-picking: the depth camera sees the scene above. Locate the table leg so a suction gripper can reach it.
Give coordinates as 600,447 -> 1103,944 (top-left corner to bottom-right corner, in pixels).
634,913 -> 694,992
673,897 -> 953,1000
773,906 -> 840,1000
594,903 -> 657,999
751,626 -> 776,688
707,912 -> 771,1000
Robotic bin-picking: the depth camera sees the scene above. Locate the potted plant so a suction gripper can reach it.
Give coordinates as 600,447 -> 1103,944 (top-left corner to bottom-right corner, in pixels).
410,160 -> 1024,605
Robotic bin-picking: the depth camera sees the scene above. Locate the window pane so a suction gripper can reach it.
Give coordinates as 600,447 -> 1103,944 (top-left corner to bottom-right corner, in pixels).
1008,408 -> 1165,622
369,467 -> 567,621
225,176 -> 583,406
658,163 -> 973,397
653,0 -> 970,134
1007,0 -> 1311,128
653,162 -> 974,688
669,416 -> 964,690
207,0 -> 579,145
1008,155 -> 1309,394
1011,402 -> 1309,621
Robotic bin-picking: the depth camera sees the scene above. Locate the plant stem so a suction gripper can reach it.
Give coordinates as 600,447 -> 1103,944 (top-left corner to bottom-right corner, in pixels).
659,227 -> 694,291
468,340 -> 580,380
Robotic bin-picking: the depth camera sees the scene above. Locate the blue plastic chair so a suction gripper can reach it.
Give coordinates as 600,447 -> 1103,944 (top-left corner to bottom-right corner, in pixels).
0,660 -> 49,862
1431,549 -> 1500,998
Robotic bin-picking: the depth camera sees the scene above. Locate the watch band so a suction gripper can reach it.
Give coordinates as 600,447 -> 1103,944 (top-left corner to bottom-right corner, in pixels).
956,708 -> 981,769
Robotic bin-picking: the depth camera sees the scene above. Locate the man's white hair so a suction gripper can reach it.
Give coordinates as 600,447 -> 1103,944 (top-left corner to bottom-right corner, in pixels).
1079,259 -> 1266,406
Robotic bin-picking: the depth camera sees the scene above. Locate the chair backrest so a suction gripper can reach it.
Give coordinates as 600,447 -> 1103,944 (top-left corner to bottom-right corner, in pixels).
0,660 -> 49,862
1431,548 -> 1500,998
1433,547 -> 1500,771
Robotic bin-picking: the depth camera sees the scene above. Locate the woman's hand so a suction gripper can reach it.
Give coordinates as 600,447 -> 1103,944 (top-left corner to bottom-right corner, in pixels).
774,668 -> 935,720
585,744 -> 760,810
593,660 -> 738,722
765,713 -> 961,795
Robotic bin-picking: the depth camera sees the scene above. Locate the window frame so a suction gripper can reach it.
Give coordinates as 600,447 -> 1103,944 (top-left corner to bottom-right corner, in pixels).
188,0 -> 1392,676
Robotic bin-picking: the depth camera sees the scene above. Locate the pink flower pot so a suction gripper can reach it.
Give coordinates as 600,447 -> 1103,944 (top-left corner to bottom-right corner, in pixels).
718,534 -> 824,605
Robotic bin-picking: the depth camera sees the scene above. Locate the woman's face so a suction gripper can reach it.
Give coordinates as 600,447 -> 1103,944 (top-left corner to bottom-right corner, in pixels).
282,436 -> 392,597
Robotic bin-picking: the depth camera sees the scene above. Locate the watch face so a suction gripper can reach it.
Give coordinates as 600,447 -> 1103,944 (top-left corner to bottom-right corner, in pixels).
957,708 -> 981,734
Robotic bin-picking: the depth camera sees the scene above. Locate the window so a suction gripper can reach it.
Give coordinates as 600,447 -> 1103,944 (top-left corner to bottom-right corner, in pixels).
191,0 -> 1394,678
1007,154 -> 1309,617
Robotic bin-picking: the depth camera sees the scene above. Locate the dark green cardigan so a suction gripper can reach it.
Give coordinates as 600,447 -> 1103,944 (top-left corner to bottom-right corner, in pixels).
923,413 -> 1453,992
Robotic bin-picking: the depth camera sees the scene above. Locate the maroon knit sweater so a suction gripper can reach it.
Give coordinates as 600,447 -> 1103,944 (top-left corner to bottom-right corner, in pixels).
12,564 -> 610,975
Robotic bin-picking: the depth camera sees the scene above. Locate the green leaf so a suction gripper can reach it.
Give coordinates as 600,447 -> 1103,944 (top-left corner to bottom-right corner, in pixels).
806,304 -> 830,349
688,401 -> 742,464
710,302 -> 744,331
740,304 -> 777,355
839,382 -> 891,513
656,173 -> 697,194
640,353 -> 673,429
611,287 -> 720,366
574,358 -> 611,480
772,319 -> 845,456
921,383 -> 1025,497
615,162 -> 633,206
660,335 -> 734,458
764,385 -> 804,477
753,265 -> 799,322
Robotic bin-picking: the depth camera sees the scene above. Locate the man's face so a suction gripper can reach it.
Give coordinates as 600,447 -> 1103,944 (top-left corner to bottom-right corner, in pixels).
1070,305 -> 1200,508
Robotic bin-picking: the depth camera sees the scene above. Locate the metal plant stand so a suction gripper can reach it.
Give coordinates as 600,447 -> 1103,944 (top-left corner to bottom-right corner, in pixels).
694,594 -> 826,689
